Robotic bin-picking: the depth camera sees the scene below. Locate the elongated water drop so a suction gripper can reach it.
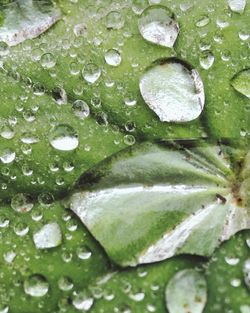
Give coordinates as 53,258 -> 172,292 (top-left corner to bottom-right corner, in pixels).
138,5 -> 179,48
166,269 -> 207,313
139,58 -> 205,122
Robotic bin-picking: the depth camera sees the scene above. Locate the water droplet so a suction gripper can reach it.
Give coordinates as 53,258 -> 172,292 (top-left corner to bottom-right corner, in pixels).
106,11 -> 124,30
230,278 -> 241,287
82,63 -> 101,84
124,134 -> 136,145
132,0 -> 148,15
228,0 -> 246,13
0,149 -> 15,164
49,124 -> 79,151
231,69 -> 250,99
196,16 -> 210,27
72,291 -> 94,311
74,23 -> 88,37
4,251 -> 16,263
72,100 -> 90,119
40,53 -> 56,69
138,5 -> 179,48
240,305 -> 250,313
77,245 -> 92,260
166,269 -> 207,313
52,87 -> 67,105
11,193 -> 33,213
140,58 -> 205,122
24,274 -> 49,297
0,124 -> 14,139
225,256 -> 240,266
105,49 -> 122,67
199,50 -> 215,70
58,276 -> 74,291
243,259 -> 250,290
33,222 -> 62,249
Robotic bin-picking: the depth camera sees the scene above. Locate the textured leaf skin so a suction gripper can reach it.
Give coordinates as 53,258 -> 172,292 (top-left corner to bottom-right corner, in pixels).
0,0 -> 249,312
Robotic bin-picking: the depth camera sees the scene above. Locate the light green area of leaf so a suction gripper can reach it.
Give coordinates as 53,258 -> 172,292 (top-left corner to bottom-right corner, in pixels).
70,142 -> 249,267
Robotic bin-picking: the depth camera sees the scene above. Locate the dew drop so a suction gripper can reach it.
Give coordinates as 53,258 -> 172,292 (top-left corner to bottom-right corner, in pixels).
199,50 -> 215,70
58,276 -> 74,291
0,124 -> 14,139
228,0 -> 246,13
0,149 -> 15,164
77,245 -> 92,260
166,269 -> 207,313
33,222 -> 62,249
24,274 -> 49,297
72,291 -> 94,311
40,53 -> 56,69
231,69 -> 250,99
49,124 -> 79,151
11,193 -> 33,213
225,256 -> 240,266
72,100 -> 90,119
243,259 -> 250,290
82,63 -> 101,84
106,11 -> 124,30
105,49 -> 122,67
196,16 -> 210,27
139,58 -> 205,122
138,5 -> 179,48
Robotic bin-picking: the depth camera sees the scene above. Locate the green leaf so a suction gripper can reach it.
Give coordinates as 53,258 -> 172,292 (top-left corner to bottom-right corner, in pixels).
70,141 -> 250,267
231,69 -> 250,99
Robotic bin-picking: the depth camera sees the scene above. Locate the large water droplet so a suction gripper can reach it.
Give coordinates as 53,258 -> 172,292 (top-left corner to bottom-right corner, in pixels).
11,193 -> 33,213
231,69 -> 250,99
49,124 -> 79,151
105,49 -> 122,67
82,63 -> 101,84
139,58 -> 205,122
166,269 -> 207,313
33,222 -> 62,249
138,5 -> 179,48
228,0 -> 246,13
24,274 -> 49,297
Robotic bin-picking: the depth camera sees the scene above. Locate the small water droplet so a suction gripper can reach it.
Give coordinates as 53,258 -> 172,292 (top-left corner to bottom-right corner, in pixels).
138,5 -> 179,48
231,69 -> 250,99
196,16 -> 210,27
11,193 -> 33,213
77,245 -> 92,260
0,149 -> 15,164
140,58 -> 205,122
105,49 -> 122,67
72,291 -> 94,311
166,269 -> 207,313
199,50 -> 215,70
40,53 -> 56,69
24,274 -> 49,297
243,259 -> 250,290
72,100 -> 90,119
225,256 -> 240,266
82,63 -> 101,84
49,124 -> 79,151
106,11 -> 124,30
58,276 -> 74,291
